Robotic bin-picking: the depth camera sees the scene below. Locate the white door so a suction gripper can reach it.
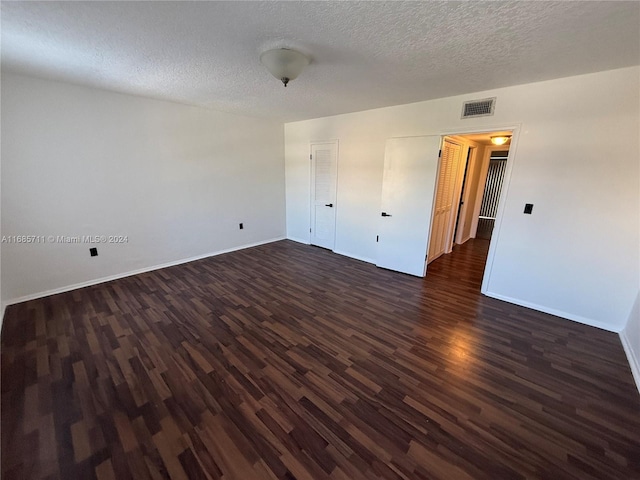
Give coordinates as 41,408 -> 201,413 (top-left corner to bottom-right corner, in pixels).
376,136 -> 441,277
428,139 -> 463,263
310,141 -> 338,250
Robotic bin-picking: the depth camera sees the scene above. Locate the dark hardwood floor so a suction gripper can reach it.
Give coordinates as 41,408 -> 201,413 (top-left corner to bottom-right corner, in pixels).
2,239 -> 639,480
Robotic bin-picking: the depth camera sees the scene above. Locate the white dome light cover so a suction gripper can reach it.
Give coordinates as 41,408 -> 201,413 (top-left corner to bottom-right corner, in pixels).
260,48 -> 310,87
490,135 -> 512,145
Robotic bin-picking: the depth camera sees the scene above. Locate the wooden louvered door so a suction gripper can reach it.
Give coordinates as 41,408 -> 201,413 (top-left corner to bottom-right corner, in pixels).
427,139 -> 463,263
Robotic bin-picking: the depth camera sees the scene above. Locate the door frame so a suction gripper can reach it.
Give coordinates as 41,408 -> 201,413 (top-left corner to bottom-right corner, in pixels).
438,124 -> 521,295
309,140 -> 339,250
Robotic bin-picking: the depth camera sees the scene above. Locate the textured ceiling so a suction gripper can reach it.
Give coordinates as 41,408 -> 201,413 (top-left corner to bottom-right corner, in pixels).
2,1 -> 639,122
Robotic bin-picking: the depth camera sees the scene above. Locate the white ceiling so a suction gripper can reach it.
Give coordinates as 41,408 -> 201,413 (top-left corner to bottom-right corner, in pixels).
2,1 -> 639,122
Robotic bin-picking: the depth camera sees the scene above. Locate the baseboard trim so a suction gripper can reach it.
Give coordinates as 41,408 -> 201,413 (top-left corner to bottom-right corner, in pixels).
620,330 -> 640,395
332,249 -> 375,265
457,234 -> 472,245
483,291 -> 621,333
286,236 -> 310,245
4,237 -> 286,307
286,239 -> 374,265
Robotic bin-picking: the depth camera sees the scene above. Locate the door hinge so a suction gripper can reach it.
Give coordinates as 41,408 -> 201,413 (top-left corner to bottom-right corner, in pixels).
310,228 -> 312,232
376,235 -> 379,242
310,154 -> 312,160
438,149 -> 442,157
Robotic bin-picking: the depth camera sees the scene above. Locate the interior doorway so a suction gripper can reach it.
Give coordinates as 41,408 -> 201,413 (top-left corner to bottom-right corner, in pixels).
426,130 -> 513,286
374,128 -> 516,286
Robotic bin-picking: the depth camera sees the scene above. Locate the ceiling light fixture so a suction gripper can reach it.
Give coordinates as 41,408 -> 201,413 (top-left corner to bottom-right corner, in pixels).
260,48 -> 310,87
490,135 -> 512,145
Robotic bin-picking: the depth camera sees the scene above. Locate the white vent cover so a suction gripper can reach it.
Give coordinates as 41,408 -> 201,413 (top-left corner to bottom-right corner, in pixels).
461,97 -> 496,118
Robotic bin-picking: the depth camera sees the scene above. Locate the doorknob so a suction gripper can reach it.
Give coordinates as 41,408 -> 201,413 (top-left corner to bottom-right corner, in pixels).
381,212 -> 392,217
325,203 -> 333,207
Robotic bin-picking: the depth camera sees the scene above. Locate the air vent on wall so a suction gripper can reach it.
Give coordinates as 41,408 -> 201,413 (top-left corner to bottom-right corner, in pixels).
461,97 -> 496,119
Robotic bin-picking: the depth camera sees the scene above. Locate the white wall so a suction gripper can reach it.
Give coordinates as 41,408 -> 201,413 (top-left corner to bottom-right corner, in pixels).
622,290 -> 640,393
1,73 -> 285,303
285,66 -> 640,332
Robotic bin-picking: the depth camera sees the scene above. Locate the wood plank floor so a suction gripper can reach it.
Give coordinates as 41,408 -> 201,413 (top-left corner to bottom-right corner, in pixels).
2,239 -> 639,480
